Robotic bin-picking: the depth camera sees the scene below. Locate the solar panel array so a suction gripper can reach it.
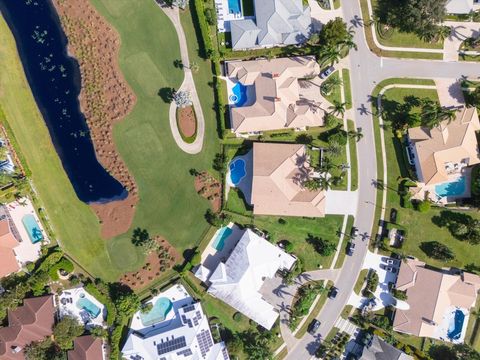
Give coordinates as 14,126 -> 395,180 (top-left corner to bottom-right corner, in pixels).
222,346 -> 230,360
183,304 -> 196,313
196,329 -> 214,358
156,336 -> 187,355
177,348 -> 193,357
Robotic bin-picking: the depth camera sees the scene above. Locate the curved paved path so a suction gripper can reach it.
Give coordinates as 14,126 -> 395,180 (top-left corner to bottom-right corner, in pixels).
156,1 -> 205,154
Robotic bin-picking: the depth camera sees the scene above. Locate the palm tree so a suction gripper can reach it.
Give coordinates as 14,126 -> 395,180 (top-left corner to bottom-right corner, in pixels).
318,175 -> 333,191
437,25 -> 451,42
329,100 -> 347,117
303,178 -> 321,191
318,46 -> 341,67
320,76 -> 343,96
421,99 -> 456,129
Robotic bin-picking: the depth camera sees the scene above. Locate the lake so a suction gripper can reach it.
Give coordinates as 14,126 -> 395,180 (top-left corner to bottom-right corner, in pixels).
0,0 -> 127,203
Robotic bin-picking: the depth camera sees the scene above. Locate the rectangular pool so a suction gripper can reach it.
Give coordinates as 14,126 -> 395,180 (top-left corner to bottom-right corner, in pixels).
212,226 -> 233,251
435,176 -> 466,198
76,297 -> 101,318
21,214 -> 44,244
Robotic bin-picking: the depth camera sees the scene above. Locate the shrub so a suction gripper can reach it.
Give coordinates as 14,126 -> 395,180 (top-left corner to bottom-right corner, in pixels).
392,288 -> 408,300
328,130 -> 348,146
284,240 -> 294,253
416,200 -> 431,213
233,312 -> 243,322
204,8 -> 216,26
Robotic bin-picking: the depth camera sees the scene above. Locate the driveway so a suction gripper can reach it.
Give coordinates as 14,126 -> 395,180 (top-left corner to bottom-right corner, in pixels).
325,190 -> 358,215
444,21 -> 480,61
434,78 -> 465,108
308,0 -> 343,31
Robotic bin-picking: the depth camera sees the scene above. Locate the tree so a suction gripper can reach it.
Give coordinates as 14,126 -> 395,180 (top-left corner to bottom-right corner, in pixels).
173,90 -> 192,108
226,333 -> 244,355
327,141 -> 342,158
205,209 -> 231,227
348,128 -> 363,142
422,241 -> 455,261
212,153 -> 226,172
53,316 -> 84,350
430,343 -> 480,360
24,339 -> 63,360
420,99 -> 456,129
204,8 -> 216,26
321,75 -> 343,96
114,291 -> 140,317
437,25 -> 451,42
329,100 -> 347,117
416,200 -> 431,212
324,113 -> 339,127
307,235 -> 336,256
242,329 -> 274,360
318,175 -> 333,191
318,46 -> 342,67
374,0 -> 446,39
284,240 -> 294,253
319,18 -> 350,49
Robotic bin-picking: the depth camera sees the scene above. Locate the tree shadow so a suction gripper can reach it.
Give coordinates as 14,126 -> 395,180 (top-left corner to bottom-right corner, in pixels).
158,87 -> 175,104
131,228 -> 150,246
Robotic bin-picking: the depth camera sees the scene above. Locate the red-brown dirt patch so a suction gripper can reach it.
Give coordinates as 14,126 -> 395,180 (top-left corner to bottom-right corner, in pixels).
52,0 -> 138,239
194,172 -> 221,213
177,106 -> 196,139
120,237 -> 181,291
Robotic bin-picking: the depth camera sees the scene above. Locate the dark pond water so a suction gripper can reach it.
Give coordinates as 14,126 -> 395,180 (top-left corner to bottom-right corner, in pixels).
0,0 -> 127,203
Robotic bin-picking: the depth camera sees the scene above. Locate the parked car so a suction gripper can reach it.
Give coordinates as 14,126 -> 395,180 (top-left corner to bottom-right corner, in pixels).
328,286 -> 339,299
351,226 -> 359,239
386,266 -> 397,273
346,242 -> 356,256
308,319 -> 321,335
320,66 -> 335,79
385,258 -> 397,266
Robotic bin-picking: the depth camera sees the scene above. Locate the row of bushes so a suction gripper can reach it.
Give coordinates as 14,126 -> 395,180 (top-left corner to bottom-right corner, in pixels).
192,0 -> 214,58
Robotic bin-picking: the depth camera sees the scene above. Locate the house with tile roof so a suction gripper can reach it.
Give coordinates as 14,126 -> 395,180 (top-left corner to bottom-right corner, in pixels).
68,335 -> 105,360
360,335 -> 413,360
0,219 -> 20,278
230,0 -> 312,50
251,142 -> 326,217
207,228 -> 296,330
226,56 -> 323,135
408,107 -> 480,199
393,259 -> 480,341
0,295 -> 55,360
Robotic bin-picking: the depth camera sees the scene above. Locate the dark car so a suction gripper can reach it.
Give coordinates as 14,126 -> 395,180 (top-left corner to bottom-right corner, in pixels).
308,319 -> 321,335
328,286 -> 339,299
351,226 -> 359,239
346,241 -> 355,256
320,66 -> 335,79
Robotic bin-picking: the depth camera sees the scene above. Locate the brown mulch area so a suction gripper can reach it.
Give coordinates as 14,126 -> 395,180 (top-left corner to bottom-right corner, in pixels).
52,0 -> 138,238
120,237 -> 181,291
177,106 -> 196,138
194,172 -> 221,213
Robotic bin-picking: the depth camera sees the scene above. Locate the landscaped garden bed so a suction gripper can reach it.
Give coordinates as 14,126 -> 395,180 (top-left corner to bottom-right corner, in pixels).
176,105 -> 197,143
194,171 -> 221,212
121,237 -> 180,291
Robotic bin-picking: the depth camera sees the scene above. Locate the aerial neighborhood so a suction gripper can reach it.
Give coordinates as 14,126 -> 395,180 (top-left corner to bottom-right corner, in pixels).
0,0 -> 480,359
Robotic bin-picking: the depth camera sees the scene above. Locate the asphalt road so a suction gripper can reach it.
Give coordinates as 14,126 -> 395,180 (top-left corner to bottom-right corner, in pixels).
285,1 -> 480,359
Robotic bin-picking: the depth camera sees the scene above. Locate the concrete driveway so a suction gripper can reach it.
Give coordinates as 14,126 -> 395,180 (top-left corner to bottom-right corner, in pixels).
325,190 -> 359,215
434,78 -> 465,108
444,21 -> 480,61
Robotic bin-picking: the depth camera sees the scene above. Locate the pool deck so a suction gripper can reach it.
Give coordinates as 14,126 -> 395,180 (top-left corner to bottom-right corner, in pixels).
226,78 -> 256,108
435,306 -> 469,344
7,197 -> 49,265
225,150 -> 253,205
130,284 -> 192,333
200,222 -> 244,273
58,286 -> 106,329
214,0 -> 253,33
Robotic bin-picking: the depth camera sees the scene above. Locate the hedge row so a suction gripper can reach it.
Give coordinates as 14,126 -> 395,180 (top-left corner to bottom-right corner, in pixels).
192,0 -> 214,58
84,282 -> 116,326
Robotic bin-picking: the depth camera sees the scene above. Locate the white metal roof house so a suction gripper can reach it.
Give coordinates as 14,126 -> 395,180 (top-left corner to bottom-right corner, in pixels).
122,284 -> 229,360
445,0 -> 476,14
230,0 -> 312,50
206,229 -> 296,330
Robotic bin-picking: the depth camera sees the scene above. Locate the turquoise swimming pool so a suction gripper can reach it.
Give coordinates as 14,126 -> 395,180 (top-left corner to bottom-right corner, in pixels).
140,297 -> 173,326
76,297 -> 101,318
447,309 -> 465,341
21,214 -> 43,244
212,226 -> 233,251
229,158 -> 246,185
435,176 -> 466,198
230,82 -> 248,107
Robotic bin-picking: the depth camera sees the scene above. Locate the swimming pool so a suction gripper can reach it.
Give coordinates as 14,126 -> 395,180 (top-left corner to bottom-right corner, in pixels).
21,214 -> 44,244
228,0 -> 242,14
435,176 -> 466,198
140,297 -> 173,327
76,297 -> 101,318
230,82 -> 248,107
212,226 -> 233,251
229,158 -> 246,185
447,309 -> 465,341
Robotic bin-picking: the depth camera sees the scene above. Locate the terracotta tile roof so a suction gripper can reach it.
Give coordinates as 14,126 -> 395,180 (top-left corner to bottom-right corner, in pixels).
0,219 -> 20,278
252,142 -> 325,217
0,295 -> 55,360
408,107 -> 480,186
68,335 -> 103,360
227,56 -> 323,133
393,259 -> 480,338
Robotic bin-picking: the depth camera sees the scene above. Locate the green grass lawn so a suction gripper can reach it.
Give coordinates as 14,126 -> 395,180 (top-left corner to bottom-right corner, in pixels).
0,0 -> 222,280
323,71 -> 342,106
342,69 -> 352,110
466,296 -> 480,351
334,215 -> 354,269
353,269 -> 368,295
379,85 -> 480,268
